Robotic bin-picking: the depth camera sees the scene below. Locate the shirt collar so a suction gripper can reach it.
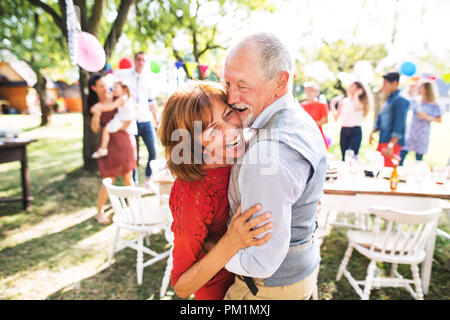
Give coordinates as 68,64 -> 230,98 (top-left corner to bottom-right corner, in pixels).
251,93 -> 295,129
132,69 -> 142,78
388,89 -> 400,100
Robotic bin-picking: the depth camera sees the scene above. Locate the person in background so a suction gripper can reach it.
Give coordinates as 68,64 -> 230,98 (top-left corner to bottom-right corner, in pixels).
115,51 -> 159,192
369,72 -> 410,167
331,81 -> 372,161
399,81 -> 442,165
90,80 -> 138,159
88,75 -> 137,225
300,82 -> 329,149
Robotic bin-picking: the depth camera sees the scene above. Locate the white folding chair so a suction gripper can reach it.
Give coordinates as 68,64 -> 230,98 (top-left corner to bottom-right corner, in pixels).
103,178 -> 172,286
336,206 -> 441,300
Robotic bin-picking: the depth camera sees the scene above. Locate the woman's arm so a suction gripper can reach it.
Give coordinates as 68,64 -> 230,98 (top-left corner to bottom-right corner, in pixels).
331,100 -> 343,121
417,112 -> 442,123
120,120 -> 132,131
173,204 -> 273,299
94,97 -> 124,113
90,112 -> 101,134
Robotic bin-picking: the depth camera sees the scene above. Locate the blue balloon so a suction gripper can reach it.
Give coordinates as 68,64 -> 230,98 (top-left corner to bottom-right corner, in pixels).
400,61 -> 416,76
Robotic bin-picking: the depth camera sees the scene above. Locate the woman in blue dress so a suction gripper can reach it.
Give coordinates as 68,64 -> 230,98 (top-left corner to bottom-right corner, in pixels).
400,81 -> 442,165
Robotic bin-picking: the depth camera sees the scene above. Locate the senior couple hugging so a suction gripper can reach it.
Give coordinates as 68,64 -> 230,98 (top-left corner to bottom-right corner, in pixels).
159,32 -> 327,300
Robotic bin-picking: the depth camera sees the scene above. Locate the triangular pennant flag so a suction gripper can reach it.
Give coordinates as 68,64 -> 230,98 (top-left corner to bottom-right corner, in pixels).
185,62 -> 198,77
199,65 -> 209,78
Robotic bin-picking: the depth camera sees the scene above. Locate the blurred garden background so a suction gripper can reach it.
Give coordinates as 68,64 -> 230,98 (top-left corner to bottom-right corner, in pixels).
0,0 -> 449,300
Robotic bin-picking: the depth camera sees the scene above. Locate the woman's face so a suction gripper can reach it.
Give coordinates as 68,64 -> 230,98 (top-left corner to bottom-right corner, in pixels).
112,83 -> 124,97
200,98 -> 245,165
347,83 -> 357,97
91,78 -> 109,99
418,84 -> 426,97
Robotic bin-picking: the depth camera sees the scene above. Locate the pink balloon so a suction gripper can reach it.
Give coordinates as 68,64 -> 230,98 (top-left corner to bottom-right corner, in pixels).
77,31 -> 105,72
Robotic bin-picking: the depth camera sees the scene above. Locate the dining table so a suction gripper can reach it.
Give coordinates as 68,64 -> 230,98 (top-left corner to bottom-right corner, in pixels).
0,138 -> 37,211
148,157 -> 450,295
322,160 -> 450,295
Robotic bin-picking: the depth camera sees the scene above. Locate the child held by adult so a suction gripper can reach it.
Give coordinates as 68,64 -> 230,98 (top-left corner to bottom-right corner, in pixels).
91,80 -> 138,159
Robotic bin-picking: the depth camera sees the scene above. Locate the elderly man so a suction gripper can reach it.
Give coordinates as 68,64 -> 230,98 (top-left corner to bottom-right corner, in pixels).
222,33 -> 327,300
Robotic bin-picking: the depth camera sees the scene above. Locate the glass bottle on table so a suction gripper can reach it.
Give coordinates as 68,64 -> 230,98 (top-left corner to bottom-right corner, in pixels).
390,161 -> 399,191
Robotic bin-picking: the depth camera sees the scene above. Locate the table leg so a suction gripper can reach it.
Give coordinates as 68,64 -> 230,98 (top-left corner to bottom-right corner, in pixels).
421,224 -> 437,295
20,147 -> 31,211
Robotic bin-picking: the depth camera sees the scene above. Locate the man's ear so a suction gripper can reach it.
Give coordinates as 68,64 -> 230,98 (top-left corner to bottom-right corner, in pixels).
275,71 -> 289,96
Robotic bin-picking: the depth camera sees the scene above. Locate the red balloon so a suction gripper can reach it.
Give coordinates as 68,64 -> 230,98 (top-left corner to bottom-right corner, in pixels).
119,57 -> 133,69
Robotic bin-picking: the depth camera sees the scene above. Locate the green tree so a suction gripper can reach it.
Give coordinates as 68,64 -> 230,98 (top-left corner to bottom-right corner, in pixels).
295,40 -> 388,100
28,0 -> 138,171
0,0 -> 71,126
129,0 -> 275,79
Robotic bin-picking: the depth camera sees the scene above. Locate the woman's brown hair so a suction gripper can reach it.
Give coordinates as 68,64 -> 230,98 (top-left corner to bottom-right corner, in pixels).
353,81 -> 373,117
158,81 -> 228,181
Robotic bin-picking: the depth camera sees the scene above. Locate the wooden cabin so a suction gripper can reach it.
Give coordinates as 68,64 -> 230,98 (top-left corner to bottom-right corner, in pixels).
0,61 -> 82,114
0,61 -> 40,113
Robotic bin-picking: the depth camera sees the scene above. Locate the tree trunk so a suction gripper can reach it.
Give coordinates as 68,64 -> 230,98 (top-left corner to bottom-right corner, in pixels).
80,68 -> 99,172
35,73 -> 50,126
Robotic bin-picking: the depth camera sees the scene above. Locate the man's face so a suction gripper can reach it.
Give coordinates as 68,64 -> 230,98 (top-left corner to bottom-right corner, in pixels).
304,86 -> 318,101
381,79 -> 398,95
223,46 -> 277,127
134,53 -> 146,73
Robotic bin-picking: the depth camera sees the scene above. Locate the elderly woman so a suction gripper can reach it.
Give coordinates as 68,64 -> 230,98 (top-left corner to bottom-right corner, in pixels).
158,81 -> 273,300
88,75 -> 137,224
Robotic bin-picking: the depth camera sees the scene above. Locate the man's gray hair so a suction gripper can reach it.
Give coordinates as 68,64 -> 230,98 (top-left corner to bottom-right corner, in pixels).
232,32 -> 294,84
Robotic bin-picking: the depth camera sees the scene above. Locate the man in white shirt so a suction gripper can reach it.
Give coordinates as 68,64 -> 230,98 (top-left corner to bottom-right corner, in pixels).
115,52 -> 159,190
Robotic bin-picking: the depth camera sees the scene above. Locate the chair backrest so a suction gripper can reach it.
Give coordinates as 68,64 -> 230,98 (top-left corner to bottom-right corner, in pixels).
103,178 -> 157,226
148,161 -> 175,243
367,206 -> 441,257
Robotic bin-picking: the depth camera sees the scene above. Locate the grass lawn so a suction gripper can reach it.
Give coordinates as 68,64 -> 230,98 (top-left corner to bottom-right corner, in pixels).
0,112 -> 449,300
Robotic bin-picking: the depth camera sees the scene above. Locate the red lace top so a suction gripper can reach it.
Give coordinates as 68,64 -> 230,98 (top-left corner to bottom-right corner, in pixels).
169,166 -> 235,300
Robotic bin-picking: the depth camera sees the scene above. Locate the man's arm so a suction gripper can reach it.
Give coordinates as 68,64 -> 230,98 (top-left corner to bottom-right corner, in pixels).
383,98 -> 409,157
149,101 -> 159,128
316,103 -> 329,126
225,141 -> 311,278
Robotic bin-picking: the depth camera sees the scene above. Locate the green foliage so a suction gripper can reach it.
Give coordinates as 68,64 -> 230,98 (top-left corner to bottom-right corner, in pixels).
127,0 -> 274,79
295,40 -> 388,100
0,0 -> 72,80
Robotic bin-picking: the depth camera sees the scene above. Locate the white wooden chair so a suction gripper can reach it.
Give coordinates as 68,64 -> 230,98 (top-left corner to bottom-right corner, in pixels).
156,182 -> 174,299
335,206 -> 441,300
149,159 -> 175,298
103,178 -> 172,286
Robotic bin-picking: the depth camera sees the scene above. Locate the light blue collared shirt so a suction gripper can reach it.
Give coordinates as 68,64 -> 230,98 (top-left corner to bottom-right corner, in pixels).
225,94 -> 313,278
